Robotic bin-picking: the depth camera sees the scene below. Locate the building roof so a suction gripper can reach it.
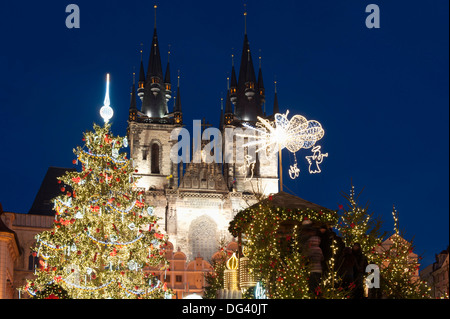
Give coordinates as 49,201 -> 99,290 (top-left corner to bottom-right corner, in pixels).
28,167 -> 76,216
249,191 -> 332,212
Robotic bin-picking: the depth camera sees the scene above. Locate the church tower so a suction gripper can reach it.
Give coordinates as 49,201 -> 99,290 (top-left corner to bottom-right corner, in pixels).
222,7 -> 279,197
127,5 -> 180,234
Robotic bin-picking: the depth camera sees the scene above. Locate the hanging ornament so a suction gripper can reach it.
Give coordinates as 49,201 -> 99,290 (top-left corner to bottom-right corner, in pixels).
123,137 -> 128,148
289,162 -> 300,180
128,260 -> 138,271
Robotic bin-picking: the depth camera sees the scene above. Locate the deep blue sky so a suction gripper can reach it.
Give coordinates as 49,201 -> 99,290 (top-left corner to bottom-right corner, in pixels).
0,1 -> 448,268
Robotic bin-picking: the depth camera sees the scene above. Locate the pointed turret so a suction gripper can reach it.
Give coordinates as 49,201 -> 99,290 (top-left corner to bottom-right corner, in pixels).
224,89 -> 234,125
219,97 -> 224,130
258,55 -> 265,105
230,54 -> 238,104
141,5 -> 169,119
273,81 -> 280,115
174,72 -> 182,125
164,47 -> 172,103
138,48 -> 146,102
129,73 -> 138,122
232,8 -> 264,123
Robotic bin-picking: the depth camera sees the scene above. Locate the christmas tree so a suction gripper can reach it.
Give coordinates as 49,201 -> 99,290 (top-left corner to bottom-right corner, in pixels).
338,184 -> 385,262
229,195 -> 339,299
375,207 -> 431,299
20,75 -> 171,299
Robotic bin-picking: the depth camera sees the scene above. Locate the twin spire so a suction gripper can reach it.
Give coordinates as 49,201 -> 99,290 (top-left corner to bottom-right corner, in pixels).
130,4 -> 279,126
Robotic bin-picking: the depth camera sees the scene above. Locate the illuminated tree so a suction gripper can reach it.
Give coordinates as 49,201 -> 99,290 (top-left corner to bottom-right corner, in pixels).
376,207 -> 431,299
338,184 -> 385,263
20,122 -> 171,299
229,195 -> 340,299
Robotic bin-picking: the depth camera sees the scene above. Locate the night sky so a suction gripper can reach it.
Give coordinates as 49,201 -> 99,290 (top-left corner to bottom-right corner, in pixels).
0,0 -> 448,268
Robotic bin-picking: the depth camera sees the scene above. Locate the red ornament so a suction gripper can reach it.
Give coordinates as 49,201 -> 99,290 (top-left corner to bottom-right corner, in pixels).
72,177 -> 81,184
72,159 -> 77,165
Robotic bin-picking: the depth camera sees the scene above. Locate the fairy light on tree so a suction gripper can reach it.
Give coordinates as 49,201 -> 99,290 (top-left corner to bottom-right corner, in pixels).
20,74 -> 171,299
374,207 -> 432,299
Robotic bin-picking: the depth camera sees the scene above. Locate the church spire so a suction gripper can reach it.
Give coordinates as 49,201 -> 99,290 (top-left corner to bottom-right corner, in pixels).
165,46 -> 172,102
273,80 -> 280,115
129,72 -> 137,122
244,3 -> 248,35
141,4 -> 169,119
219,96 -> 224,130
258,52 -> 265,105
230,53 -> 238,104
174,71 -> 183,125
233,5 -> 263,122
138,45 -> 145,102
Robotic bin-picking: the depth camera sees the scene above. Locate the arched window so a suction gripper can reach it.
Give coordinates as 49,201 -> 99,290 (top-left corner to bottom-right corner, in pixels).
151,143 -> 160,174
189,216 -> 218,262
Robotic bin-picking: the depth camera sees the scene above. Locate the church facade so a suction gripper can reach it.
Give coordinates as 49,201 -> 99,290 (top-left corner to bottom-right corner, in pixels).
127,11 -> 280,262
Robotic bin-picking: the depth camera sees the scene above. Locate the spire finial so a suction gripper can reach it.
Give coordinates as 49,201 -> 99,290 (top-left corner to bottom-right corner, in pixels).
154,4 -> 158,29
259,49 -> 262,69
140,43 -> 144,62
221,96 -> 224,111
168,44 -> 171,62
244,3 -> 248,35
227,76 -> 230,90
100,73 -> 114,123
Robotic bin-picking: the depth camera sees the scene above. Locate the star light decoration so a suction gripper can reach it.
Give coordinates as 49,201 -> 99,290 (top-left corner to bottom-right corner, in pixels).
100,73 -> 114,123
242,111 -> 328,180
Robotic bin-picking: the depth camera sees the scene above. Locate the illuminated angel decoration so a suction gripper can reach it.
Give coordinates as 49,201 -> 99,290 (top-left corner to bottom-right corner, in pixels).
241,111 -> 328,182
306,146 -> 329,174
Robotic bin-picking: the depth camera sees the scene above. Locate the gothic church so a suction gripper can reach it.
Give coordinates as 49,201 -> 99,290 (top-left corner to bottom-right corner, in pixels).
127,8 -> 280,262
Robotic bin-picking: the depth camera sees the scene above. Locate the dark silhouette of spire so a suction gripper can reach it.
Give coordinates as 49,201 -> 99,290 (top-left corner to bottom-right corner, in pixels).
174,73 -> 182,113
273,81 -> 280,115
147,28 -> 164,81
129,73 -> 137,122
141,5 -> 169,119
138,46 -> 146,102
174,72 -> 183,125
258,54 -> 265,105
